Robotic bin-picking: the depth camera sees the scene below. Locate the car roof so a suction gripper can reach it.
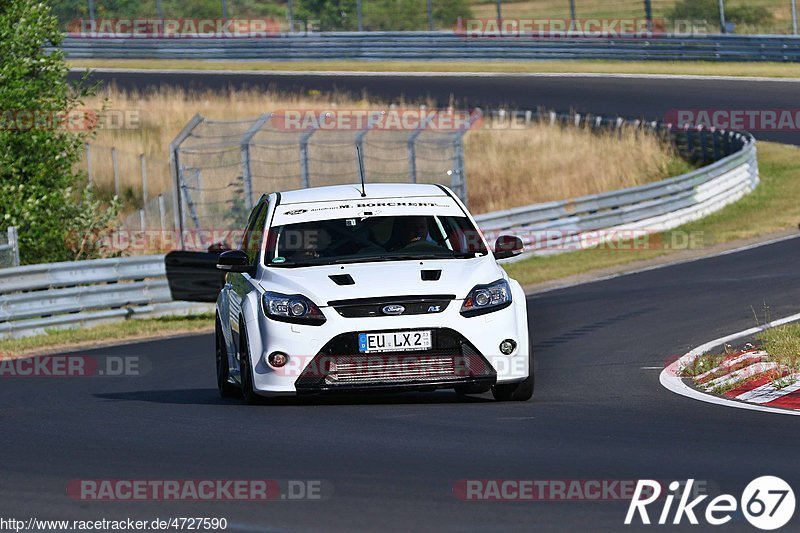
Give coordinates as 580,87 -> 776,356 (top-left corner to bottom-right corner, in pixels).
277,183 -> 448,205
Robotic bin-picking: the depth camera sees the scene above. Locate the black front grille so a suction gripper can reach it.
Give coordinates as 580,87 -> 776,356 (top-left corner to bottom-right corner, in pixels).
295,328 -> 496,393
328,295 -> 455,318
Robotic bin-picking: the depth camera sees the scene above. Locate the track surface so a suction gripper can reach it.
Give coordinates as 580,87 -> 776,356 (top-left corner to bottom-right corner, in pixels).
2,237 -> 799,531
72,70 -> 800,145
4,72 -> 796,530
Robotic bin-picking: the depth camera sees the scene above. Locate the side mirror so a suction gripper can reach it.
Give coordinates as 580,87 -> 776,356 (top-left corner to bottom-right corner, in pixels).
494,235 -> 524,260
216,250 -> 253,273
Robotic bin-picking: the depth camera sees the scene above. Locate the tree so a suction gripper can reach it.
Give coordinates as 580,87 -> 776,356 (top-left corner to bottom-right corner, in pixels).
0,0 -> 118,264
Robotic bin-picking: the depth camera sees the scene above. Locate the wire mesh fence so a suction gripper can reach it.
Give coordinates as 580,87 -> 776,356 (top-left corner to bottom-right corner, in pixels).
170,112 -> 473,236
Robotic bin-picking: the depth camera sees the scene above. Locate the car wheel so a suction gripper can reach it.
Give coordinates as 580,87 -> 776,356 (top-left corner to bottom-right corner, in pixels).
491,352 -> 535,401
239,321 -> 261,405
216,317 -> 239,398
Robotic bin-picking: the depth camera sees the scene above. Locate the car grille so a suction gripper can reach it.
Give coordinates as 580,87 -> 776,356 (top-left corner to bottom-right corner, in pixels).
295,328 -> 496,392
328,295 -> 455,318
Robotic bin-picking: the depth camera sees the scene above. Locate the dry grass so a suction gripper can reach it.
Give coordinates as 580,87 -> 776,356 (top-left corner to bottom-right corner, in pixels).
83,86 -> 687,216
464,124 -> 688,213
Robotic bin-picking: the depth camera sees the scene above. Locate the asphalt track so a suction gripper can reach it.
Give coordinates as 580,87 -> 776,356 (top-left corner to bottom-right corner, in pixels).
2,72 -> 797,530
70,70 -> 800,145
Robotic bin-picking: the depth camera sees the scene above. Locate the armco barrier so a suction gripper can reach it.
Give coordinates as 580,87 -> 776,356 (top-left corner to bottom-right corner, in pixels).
476,130 -> 758,258
0,112 -> 758,339
60,33 -> 800,62
0,256 -> 211,339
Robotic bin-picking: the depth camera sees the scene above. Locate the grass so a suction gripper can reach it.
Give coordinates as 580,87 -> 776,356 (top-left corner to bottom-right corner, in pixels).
70,59 -> 800,79
757,323 -> 800,372
503,141 -> 800,286
0,314 -> 214,359
82,86 -> 687,216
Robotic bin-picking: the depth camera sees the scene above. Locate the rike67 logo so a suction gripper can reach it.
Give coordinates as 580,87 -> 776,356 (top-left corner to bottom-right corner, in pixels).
626,477 -> 795,530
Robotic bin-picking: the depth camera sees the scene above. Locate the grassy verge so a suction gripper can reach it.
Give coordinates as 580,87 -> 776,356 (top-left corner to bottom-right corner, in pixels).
69,59 -> 800,78
757,323 -> 800,371
0,314 -> 214,359
504,141 -> 800,286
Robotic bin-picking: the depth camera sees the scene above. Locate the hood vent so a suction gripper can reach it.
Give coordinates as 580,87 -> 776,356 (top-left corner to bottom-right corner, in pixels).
329,274 -> 355,286
421,270 -> 442,281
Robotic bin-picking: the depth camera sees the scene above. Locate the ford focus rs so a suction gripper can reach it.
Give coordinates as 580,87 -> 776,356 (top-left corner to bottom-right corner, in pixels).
167,183 -> 533,403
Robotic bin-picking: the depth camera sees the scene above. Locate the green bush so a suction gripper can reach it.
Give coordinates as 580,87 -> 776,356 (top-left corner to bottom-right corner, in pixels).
0,0 -> 119,264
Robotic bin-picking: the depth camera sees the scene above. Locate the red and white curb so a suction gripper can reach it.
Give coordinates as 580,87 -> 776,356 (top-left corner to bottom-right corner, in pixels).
660,312 -> 800,416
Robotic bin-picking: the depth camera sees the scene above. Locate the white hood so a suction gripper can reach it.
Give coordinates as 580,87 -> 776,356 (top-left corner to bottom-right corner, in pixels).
258,256 -> 503,306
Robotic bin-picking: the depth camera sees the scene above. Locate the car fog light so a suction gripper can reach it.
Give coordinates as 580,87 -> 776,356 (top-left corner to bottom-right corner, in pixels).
267,352 -> 288,367
499,340 -> 516,355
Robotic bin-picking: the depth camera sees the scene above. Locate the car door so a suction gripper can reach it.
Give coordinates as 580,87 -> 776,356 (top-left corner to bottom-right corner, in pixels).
228,199 -> 269,353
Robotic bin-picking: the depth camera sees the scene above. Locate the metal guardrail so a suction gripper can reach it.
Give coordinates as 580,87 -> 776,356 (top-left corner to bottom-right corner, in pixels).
476,114 -> 758,259
60,33 -> 800,62
0,256 -> 211,339
0,108 -> 758,338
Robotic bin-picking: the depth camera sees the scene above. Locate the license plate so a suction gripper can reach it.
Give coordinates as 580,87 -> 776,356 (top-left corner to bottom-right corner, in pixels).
358,330 -> 432,353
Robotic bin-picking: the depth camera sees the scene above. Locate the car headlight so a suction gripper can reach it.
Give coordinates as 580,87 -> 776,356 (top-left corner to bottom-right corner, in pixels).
261,291 -> 326,325
460,279 -> 512,317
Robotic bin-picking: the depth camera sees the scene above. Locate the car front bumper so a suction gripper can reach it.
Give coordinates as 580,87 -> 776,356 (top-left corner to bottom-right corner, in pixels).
244,288 -> 530,396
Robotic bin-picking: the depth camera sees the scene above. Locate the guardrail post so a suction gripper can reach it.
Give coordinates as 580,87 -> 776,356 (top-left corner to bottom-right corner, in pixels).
169,114 -> 205,248
240,113 -> 270,211
712,129 -> 722,160
7,227 -> 19,267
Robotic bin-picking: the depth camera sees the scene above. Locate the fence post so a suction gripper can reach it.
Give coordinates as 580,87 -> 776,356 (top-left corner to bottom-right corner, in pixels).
7,227 -> 20,267
139,153 -> 148,215
644,0 -> 653,32
427,0 -> 433,30
793,0 -> 799,35
299,126 -> 318,188
111,147 -> 120,197
407,130 -> 422,184
169,113 -> 205,248
240,114 -> 270,211
357,0 -> 363,31
288,0 -> 294,31
496,0 -> 502,22
718,0 -> 727,33
85,144 -> 93,187
139,209 -> 146,232
158,194 -> 167,234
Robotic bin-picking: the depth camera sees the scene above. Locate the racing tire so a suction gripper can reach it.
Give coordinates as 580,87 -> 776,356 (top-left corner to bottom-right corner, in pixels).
491,351 -> 535,401
215,316 -> 239,399
239,321 -> 261,405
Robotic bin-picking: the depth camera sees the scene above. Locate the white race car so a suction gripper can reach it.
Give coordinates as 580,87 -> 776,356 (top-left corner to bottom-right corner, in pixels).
173,183 -> 533,403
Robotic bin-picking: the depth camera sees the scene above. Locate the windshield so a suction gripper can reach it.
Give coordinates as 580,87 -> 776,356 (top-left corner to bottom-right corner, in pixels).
265,214 -> 488,267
